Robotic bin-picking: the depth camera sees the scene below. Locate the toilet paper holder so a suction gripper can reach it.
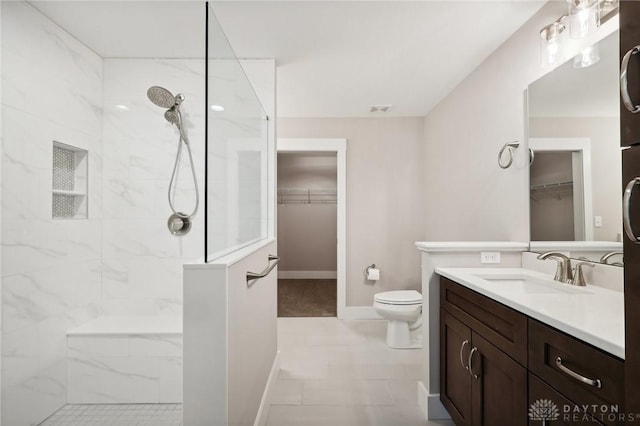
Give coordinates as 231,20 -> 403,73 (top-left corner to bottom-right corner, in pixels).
365,264 -> 380,280
365,264 -> 376,275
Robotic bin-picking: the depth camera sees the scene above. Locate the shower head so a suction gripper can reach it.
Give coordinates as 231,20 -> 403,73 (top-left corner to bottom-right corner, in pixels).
164,108 -> 181,126
147,86 -> 177,109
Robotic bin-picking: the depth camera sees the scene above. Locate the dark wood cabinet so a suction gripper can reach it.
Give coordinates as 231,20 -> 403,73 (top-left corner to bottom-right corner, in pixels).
623,146 -> 640,417
472,332 -> 527,426
441,309 -> 473,426
440,309 -> 527,426
440,277 -> 527,365
620,1 -> 640,147
440,277 -> 625,426
529,320 -> 624,426
440,278 -> 528,426
620,1 -> 640,420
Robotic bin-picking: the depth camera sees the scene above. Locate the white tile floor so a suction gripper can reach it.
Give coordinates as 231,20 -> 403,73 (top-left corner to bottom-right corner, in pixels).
38,404 -> 182,426
265,317 -> 454,426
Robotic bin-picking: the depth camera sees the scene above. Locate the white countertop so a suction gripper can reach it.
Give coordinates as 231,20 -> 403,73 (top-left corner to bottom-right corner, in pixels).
435,267 -> 625,359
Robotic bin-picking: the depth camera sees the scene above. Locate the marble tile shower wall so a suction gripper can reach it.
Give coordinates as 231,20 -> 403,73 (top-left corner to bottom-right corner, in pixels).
1,2 -> 103,425
101,59 -> 205,316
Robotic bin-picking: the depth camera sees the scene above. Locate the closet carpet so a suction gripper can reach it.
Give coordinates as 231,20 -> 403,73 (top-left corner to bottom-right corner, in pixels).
278,279 -> 337,317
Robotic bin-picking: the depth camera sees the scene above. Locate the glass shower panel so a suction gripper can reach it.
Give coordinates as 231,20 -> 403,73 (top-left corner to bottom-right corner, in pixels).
206,6 -> 269,261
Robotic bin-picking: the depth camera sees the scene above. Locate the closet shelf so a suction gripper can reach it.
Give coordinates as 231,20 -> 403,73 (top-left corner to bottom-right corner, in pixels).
529,181 -> 573,191
277,188 -> 337,204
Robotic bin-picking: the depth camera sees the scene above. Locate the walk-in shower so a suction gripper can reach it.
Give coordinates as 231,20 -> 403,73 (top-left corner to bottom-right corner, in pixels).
147,86 -> 199,236
2,1 -> 272,424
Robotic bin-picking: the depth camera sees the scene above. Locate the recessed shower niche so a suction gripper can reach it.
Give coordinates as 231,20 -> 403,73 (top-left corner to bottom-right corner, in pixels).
52,141 -> 88,219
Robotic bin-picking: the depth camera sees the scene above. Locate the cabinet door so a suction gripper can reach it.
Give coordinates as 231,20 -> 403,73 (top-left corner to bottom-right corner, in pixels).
620,1 -> 640,146
623,146 -> 640,415
470,332 -> 527,426
441,309 -> 473,426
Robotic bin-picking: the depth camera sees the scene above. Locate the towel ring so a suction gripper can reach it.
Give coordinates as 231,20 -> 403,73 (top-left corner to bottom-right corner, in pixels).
498,141 -> 534,169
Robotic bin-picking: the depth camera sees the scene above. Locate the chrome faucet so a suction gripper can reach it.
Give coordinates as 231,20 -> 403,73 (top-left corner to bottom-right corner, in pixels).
537,252 -> 573,283
600,251 -> 623,267
569,262 -> 594,286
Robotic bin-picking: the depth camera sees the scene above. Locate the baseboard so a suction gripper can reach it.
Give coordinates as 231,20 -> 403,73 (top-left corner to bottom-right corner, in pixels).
254,350 -> 281,426
341,306 -> 383,320
418,381 -> 451,420
278,271 -> 337,279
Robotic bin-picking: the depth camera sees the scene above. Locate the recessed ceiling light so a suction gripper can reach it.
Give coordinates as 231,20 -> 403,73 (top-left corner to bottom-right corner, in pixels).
210,105 -> 225,112
115,104 -> 129,111
370,105 -> 392,113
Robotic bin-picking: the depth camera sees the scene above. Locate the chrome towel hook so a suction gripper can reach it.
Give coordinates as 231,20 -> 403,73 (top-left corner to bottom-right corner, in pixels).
498,141 -> 534,169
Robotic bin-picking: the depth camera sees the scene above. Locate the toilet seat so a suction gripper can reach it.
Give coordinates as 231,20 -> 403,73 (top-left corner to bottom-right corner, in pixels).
374,290 -> 421,305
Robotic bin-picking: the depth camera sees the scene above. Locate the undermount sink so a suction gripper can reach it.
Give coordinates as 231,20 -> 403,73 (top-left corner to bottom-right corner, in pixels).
471,273 -> 595,295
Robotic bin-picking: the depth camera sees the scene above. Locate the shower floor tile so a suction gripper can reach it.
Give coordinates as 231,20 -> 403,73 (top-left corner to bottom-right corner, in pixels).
38,403 -> 182,426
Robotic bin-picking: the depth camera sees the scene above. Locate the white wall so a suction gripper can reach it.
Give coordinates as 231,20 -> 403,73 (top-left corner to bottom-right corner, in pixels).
1,2 -> 103,424
530,117 -> 621,241
184,241 -> 278,426
278,118 -> 425,306
101,59 -> 205,316
277,153 -> 337,273
421,1 -> 607,242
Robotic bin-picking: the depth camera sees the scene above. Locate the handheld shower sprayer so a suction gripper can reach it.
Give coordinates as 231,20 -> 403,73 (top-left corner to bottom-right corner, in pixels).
147,86 -> 199,236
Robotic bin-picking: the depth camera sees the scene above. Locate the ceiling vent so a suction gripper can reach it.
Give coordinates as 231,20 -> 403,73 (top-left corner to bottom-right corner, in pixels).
370,105 -> 392,113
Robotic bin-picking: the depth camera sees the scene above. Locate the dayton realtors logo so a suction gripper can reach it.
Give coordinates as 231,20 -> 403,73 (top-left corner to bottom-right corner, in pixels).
529,399 -> 560,422
529,399 -> 637,423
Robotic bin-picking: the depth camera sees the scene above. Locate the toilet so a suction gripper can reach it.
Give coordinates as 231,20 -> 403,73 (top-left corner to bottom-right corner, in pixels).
373,290 -> 422,349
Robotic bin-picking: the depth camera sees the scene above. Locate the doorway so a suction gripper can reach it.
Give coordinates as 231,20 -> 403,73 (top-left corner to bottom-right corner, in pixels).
277,138 -> 347,318
277,152 -> 337,316
529,138 -> 593,241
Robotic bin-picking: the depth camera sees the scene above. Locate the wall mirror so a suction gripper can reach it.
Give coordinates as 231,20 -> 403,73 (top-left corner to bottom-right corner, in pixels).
527,29 -> 623,265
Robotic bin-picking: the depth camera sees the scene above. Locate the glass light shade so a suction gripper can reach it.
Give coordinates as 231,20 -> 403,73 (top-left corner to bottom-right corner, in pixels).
573,43 -> 600,68
540,21 -> 567,67
568,0 -> 600,38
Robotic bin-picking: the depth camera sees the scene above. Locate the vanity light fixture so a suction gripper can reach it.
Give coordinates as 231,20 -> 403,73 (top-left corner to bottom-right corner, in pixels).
567,0 -> 600,39
573,43 -> 600,68
540,19 -> 567,67
539,0 -> 616,68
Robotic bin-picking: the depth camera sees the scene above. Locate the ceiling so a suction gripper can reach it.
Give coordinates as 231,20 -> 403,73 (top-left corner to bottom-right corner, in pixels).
31,1 -> 546,118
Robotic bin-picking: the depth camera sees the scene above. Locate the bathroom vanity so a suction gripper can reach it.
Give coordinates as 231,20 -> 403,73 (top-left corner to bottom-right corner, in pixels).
437,269 -> 624,425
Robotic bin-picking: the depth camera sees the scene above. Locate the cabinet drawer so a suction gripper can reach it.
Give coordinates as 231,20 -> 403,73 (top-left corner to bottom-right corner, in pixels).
440,277 -> 527,365
528,319 -> 624,422
529,373 -> 604,425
